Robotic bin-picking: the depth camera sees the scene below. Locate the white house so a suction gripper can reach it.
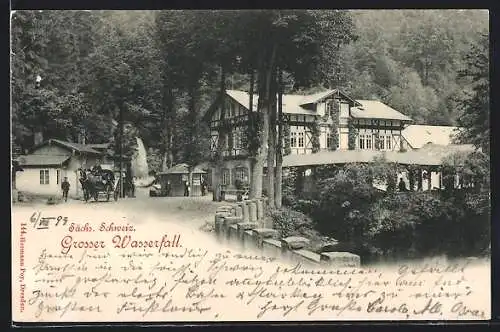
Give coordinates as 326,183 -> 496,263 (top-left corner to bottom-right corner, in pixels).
15,139 -> 102,198
15,139 -> 129,198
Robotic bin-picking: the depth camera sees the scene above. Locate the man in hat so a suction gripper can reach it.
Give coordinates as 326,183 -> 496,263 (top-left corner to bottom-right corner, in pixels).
61,177 -> 70,202
184,180 -> 190,197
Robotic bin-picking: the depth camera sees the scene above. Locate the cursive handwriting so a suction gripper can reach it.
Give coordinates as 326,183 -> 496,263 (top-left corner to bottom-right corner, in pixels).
20,244 -> 489,321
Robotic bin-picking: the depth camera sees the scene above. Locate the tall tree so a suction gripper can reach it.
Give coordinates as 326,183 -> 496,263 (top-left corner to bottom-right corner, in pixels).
274,68 -> 284,208
454,32 -> 489,154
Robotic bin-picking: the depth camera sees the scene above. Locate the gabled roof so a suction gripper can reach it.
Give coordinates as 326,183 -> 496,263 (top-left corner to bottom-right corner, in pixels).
226,90 -> 258,110
351,100 -> 412,121
205,90 -> 408,122
16,154 -> 71,167
298,89 -> 361,106
32,139 -> 102,155
401,125 -> 461,149
225,89 -> 361,116
282,143 -> 475,167
226,90 -> 318,115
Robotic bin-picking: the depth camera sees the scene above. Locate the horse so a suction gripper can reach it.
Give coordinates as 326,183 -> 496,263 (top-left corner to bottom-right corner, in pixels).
79,168 -> 115,201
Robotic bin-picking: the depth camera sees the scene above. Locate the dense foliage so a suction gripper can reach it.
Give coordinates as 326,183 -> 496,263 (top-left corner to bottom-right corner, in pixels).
282,152 -> 490,260
11,9 -> 488,173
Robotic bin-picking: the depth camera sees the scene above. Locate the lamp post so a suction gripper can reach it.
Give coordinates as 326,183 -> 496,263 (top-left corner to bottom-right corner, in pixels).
34,74 -> 43,145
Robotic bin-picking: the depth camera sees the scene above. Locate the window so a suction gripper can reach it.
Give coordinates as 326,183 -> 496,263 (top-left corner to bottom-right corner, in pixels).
40,170 -> 49,185
326,101 -> 333,116
386,136 -> 392,150
359,135 -> 365,150
222,169 -> 230,185
340,103 -> 349,118
298,132 -> 305,148
233,131 -> 241,149
235,167 -> 248,183
366,135 -> 372,149
57,170 -> 60,184
379,136 -> 385,150
290,132 -> 297,148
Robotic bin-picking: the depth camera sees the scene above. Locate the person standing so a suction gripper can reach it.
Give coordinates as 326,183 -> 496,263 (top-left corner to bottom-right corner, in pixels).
201,179 -> 207,196
166,180 -> 171,197
398,178 -> 407,192
184,180 -> 190,197
61,177 -> 70,202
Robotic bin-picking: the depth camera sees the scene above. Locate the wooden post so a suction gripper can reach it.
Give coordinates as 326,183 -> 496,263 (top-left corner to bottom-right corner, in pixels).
408,167 -> 415,191
417,168 -> 423,191
427,168 -> 432,191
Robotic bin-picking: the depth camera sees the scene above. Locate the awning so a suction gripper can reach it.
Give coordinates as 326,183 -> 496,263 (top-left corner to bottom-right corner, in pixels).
282,144 -> 476,168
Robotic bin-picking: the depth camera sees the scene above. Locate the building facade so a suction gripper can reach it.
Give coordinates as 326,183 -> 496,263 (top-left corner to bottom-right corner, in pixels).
15,139 -> 130,198
204,89 -> 414,190
207,89 -> 412,157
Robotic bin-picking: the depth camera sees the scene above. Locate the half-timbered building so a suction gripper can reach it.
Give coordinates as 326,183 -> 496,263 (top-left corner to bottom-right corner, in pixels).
203,89 -> 414,189
205,89 -> 412,157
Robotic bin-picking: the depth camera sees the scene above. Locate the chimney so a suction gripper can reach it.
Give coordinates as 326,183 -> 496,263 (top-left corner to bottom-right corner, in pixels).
34,131 -> 43,145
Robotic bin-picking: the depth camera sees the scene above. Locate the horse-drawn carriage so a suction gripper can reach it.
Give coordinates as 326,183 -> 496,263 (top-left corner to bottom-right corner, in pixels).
79,167 -> 120,202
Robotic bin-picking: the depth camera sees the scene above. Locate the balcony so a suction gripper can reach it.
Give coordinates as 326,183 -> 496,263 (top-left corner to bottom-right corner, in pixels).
211,147 -> 248,159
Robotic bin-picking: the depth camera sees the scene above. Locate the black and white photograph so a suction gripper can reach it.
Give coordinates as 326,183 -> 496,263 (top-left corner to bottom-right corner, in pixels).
10,9 -> 491,323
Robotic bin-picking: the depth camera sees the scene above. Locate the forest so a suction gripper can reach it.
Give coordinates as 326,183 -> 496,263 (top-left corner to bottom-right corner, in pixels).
11,10 -> 489,183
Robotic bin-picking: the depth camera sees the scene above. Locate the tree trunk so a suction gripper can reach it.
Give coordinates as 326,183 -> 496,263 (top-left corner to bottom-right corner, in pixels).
267,68 -> 277,209
250,45 -> 276,200
188,168 -> 193,197
248,69 -> 257,198
250,69 -> 266,199
187,79 -> 200,198
274,68 -> 283,209
187,81 -> 198,162
162,86 -> 175,171
213,66 -> 226,201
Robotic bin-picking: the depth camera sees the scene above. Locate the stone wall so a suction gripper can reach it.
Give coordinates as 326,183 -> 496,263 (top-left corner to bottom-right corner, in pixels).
213,199 -> 361,268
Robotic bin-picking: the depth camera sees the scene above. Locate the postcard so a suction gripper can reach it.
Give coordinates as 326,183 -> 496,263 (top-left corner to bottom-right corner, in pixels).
11,9 -> 491,323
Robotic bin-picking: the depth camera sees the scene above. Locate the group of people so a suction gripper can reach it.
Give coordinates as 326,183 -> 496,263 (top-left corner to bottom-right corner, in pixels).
62,165 -> 137,202
183,179 -> 208,196
182,180 -> 208,196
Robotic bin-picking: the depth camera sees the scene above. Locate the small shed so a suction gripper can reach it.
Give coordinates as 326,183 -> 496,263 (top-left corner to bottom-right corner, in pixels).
156,163 -> 207,197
